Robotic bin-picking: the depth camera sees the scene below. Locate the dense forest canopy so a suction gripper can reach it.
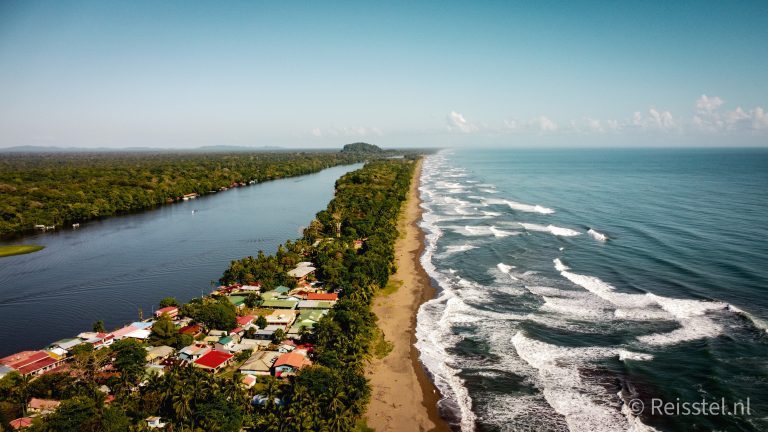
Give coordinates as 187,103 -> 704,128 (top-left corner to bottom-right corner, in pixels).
0,151 -> 370,237
340,142 -> 384,154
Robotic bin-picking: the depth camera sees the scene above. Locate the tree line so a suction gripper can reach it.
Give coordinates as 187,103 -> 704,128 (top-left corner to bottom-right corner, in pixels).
0,151 -> 370,237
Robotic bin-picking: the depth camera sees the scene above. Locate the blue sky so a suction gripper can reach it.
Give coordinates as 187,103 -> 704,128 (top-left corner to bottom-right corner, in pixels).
1,0 -> 766,148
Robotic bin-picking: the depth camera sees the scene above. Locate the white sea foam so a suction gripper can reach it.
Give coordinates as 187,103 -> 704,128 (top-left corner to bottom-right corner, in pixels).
541,296 -> 613,320
553,258 -> 570,271
559,265 -> 730,346
450,225 -> 518,238
587,228 -> 609,242
441,244 -> 479,256
484,198 -> 556,214
497,263 -> 515,273
512,332 -> 657,432
618,350 -> 654,362
728,305 -> 768,333
520,223 -> 581,237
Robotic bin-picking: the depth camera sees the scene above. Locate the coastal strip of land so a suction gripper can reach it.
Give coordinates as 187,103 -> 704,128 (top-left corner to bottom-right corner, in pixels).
0,244 -> 44,258
366,158 -> 449,432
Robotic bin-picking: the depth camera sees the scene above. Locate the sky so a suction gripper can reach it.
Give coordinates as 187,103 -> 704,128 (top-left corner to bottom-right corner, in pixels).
0,0 -> 767,148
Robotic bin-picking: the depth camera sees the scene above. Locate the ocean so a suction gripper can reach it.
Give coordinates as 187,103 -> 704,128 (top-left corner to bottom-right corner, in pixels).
415,148 -> 768,432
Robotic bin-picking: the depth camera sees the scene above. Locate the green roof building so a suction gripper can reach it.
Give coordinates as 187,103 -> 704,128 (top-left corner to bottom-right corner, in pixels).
260,299 -> 298,309
228,295 -> 247,307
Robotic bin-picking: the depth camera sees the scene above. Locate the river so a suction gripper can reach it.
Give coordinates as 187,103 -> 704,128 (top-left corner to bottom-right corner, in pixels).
0,163 -> 363,356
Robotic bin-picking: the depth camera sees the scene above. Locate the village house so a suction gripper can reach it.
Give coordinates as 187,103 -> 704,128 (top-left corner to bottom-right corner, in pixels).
297,299 -> 336,310
239,284 -> 262,292
179,323 -> 203,338
9,417 -> 33,430
265,309 -> 298,328
236,315 -> 255,328
252,325 -> 283,340
288,310 -> 328,338
178,344 -> 211,362
193,350 -> 233,373
287,262 -> 316,283
145,346 -> 175,365
273,351 -> 312,377
241,374 -> 257,389
306,292 -> 338,301
154,306 -> 179,319
49,338 -> 82,352
0,351 -> 65,377
215,335 -> 238,353
239,351 -> 281,376
260,299 -> 299,309
79,332 -> 115,349
145,416 -> 167,429
27,398 -> 60,415
232,338 -> 270,352
227,295 -> 247,309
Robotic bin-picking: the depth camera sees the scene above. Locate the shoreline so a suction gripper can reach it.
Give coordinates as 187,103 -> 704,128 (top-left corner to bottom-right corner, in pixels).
366,158 -> 450,432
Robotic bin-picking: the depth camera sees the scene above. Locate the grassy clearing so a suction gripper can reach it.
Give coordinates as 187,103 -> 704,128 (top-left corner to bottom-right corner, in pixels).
372,328 -> 394,359
0,244 -> 44,258
380,279 -> 402,296
355,420 -> 376,432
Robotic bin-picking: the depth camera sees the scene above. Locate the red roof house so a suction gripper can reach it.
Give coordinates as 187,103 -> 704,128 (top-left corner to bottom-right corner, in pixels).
0,351 -> 63,377
193,350 -> 233,372
154,306 -> 179,319
236,315 -> 254,326
179,324 -> 203,337
9,417 -> 33,430
307,292 -> 338,301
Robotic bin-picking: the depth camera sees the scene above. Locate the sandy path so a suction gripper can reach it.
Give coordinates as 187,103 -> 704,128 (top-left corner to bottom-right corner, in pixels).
365,158 -> 450,432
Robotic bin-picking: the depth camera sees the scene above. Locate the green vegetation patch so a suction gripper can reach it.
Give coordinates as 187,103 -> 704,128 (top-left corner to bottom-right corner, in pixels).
0,244 -> 44,257
380,279 -> 403,296
372,328 -> 395,359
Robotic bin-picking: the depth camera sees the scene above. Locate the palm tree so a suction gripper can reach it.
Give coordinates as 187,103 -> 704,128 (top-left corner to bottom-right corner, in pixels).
172,392 -> 192,431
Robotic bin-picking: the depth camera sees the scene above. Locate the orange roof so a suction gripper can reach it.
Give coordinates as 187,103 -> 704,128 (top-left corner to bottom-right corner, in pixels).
10,417 -> 33,429
307,292 -> 338,301
274,352 -> 312,370
28,398 -> 60,411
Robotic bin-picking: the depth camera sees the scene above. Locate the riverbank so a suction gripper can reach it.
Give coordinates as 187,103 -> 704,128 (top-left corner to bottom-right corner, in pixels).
366,158 -> 450,432
0,244 -> 44,258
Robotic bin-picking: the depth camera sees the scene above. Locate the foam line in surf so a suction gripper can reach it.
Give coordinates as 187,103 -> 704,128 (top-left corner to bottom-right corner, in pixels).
484,198 -> 555,214
520,223 -> 580,237
587,228 -> 609,242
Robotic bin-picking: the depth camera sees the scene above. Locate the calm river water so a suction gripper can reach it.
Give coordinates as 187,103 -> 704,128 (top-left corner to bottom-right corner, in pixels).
0,163 -> 363,356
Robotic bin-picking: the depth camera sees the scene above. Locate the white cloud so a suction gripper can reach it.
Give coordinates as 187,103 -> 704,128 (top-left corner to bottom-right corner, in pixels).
531,115 -> 558,132
446,111 -> 478,133
443,96 -> 766,139
690,95 -> 768,133
310,128 -> 323,137
628,108 -> 678,132
695,94 -> 724,113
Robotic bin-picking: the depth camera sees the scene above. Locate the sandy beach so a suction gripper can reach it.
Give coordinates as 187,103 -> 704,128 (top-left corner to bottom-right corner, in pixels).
365,158 -> 450,432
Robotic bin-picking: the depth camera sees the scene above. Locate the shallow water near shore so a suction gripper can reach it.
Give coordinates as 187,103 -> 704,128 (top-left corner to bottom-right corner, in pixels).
0,163 -> 363,356
416,148 -> 768,431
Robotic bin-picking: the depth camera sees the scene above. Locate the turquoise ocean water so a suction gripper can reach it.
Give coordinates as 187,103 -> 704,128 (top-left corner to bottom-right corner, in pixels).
416,148 -> 768,431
